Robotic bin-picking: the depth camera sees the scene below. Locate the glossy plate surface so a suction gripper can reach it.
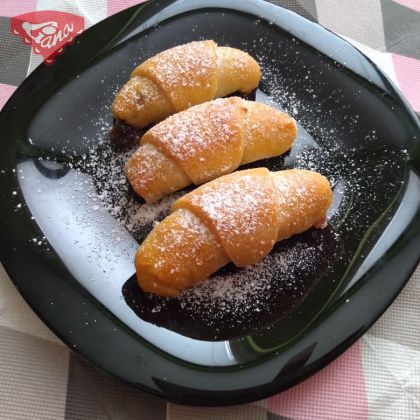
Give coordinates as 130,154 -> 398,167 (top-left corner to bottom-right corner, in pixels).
0,0 -> 419,405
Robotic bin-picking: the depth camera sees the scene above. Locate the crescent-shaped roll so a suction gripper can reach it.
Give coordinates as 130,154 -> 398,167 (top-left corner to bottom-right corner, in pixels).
135,168 -> 333,297
125,97 -> 297,203
112,40 -> 261,128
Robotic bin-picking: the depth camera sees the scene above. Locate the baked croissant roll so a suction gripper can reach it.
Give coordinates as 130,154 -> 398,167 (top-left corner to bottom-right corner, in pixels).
125,97 -> 297,203
112,40 -> 261,128
135,168 -> 332,297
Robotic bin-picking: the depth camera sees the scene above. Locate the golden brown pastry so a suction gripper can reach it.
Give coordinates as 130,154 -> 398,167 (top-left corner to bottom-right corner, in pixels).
125,97 -> 297,203
135,168 -> 332,297
112,40 -> 261,128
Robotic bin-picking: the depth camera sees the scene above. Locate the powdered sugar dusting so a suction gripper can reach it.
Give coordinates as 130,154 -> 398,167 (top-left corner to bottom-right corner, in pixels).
192,175 -> 270,233
123,230 -> 334,340
138,40 -> 217,110
146,98 -> 238,159
141,208 -> 222,283
116,76 -> 159,109
143,97 -> 243,183
76,129 -> 183,237
184,171 -> 278,265
73,106 -> 336,336
251,53 -> 409,236
178,241 -> 318,319
125,143 -> 166,191
58,35 -> 409,340
144,41 -> 215,87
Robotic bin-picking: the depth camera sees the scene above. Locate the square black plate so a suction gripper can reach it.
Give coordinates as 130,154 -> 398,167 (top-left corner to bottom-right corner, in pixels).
0,0 -> 419,405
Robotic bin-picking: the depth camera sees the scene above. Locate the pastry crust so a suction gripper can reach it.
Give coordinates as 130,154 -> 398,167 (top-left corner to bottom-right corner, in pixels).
112,40 -> 261,128
133,40 -> 218,112
135,168 -> 333,297
125,97 -> 297,203
135,209 -> 229,296
173,168 -> 280,267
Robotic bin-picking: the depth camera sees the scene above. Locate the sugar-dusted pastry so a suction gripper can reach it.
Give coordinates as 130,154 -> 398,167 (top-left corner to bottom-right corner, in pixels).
112,40 -> 261,128
125,97 -> 297,203
135,168 -> 332,297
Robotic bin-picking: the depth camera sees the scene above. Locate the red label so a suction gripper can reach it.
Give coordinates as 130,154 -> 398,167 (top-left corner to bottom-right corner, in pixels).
10,11 -> 84,64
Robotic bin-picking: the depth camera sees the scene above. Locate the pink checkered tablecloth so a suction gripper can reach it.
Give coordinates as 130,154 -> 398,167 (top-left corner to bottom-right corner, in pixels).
0,1 -> 419,419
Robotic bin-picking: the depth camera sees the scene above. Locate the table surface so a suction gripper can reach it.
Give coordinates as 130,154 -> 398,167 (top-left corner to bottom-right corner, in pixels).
1,0 -> 419,419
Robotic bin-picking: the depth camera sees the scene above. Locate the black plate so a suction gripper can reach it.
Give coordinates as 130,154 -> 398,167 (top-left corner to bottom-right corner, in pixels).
0,0 -> 419,406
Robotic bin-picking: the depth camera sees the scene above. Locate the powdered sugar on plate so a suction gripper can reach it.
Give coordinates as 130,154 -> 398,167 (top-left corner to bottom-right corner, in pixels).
75,127 -> 185,238
123,226 -> 336,340
178,241 -> 318,320
65,39 -> 409,339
